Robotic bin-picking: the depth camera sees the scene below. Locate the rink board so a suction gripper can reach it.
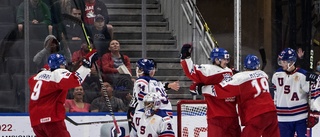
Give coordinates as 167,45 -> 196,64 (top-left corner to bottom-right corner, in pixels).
0,113 -> 319,137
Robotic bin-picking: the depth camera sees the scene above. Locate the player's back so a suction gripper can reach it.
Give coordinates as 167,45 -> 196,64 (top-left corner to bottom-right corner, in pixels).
28,69 -> 73,126
226,70 -> 276,125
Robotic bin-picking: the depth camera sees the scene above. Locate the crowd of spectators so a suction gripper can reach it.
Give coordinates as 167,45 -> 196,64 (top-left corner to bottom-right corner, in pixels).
0,0 -> 133,112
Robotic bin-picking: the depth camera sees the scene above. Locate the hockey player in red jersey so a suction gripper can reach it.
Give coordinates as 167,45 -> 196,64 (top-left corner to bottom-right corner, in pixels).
28,50 -> 98,137
180,44 -> 240,137
208,54 -> 280,137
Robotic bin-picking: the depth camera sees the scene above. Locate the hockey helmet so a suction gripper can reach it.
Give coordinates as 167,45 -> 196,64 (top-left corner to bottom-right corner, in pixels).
278,48 -> 297,65
136,59 -> 155,75
48,54 -> 67,70
143,92 -> 161,117
244,54 -> 260,70
210,48 -> 230,62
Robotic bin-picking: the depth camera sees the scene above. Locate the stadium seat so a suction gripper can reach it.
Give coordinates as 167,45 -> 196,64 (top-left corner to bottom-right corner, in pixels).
5,58 -> 25,75
94,40 -> 110,57
0,90 -> 21,112
9,0 -> 23,7
0,73 -> 12,90
29,24 -> 49,40
0,24 -> 16,40
0,0 -> 10,7
67,40 -> 82,54
84,91 -> 100,104
0,7 -> 15,24
6,40 -> 24,58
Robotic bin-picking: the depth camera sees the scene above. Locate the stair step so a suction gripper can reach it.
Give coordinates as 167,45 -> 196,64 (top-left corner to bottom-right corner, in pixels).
110,21 -> 168,27
107,4 -> 160,14
118,39 -> 176,45
100,0 -> 158,4
121,44 -> 177,50
130,58 -> 180,63
109,13 -> 165,22
114,31 -> 173,40
122,50 -> 179,58
114,26 -> 168,32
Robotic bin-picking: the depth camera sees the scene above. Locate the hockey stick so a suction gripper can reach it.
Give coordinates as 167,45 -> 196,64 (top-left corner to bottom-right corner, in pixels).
188,0 -> 219,47
65,116 -> 128,126
62,13 -> 121,136
259,47 -> 267,70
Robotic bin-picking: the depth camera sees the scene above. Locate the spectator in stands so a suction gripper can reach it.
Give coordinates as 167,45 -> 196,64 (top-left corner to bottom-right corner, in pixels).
101,40 -> 131,75
90,81 -> 127,112
84,0 -> 113,39
316,60 -> 320,75
62,7 -> 90,41
65,86 -> 91,112
33,34 -> 72,70
91,14 -> 111,42
16,0 -> 53,36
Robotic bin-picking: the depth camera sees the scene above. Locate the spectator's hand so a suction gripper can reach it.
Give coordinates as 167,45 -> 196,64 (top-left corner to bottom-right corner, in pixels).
126,93 -> 132,101
306,72 -> 319,82
18,24 -> 23,32
72,37 -> 82,40
32,19 -> 39,24
297,48 -> 304,59
180,43 -> 192,59
168,81 -> 180,91
82,49 -> 98,68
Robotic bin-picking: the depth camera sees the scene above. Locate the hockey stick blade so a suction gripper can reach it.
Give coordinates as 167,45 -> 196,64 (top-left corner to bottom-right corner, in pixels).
65,116 -> 128,126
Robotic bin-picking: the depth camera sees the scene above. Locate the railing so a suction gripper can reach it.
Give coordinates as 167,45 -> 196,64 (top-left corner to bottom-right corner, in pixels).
159,0 -> 217,64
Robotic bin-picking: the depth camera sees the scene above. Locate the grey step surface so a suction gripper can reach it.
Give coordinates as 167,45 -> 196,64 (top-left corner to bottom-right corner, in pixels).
107,4 -> 160,14
109,13 -> 166,22
121,44 -> 177,50
114,31 -> 173,40
117,39 -> 176,45
100,0 -> 158,4
122,49 -> 179,58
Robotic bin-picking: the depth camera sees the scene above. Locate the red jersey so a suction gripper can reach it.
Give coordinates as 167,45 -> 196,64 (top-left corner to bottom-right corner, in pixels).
28,66 -> 90,126
180,58 -> 238,119
84,2 -> 95,25
214,70 -> 276,125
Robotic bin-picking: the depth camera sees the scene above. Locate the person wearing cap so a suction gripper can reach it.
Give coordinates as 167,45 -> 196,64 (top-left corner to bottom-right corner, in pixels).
84,0 -> 113,39
33,35 -> 72,70
91,14 -> 111,42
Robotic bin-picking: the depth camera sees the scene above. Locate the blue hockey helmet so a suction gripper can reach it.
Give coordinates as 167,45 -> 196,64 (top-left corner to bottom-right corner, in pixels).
278,48 -> 297,65
48,53 -> 67,70
136,59 -> 155,75
210,48 -> 230,62
244,54 -> 260,70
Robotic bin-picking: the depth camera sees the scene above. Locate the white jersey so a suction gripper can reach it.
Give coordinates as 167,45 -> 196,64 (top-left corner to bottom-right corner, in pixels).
130,109 -> 175,137
130,76 -> 172,114
272,68 -> 310,122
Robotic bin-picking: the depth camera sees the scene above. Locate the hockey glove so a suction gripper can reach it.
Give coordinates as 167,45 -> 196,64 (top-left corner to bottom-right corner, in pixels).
180,43 -> 193,59
189,82 -> 204,95
82,49 -> 98,68
307,111 -> 320,128
306,72 -> 319,82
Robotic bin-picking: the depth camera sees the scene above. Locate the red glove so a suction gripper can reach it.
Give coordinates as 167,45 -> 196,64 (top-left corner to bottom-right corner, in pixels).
307,111 -> 319,128
82,49 -> 98,68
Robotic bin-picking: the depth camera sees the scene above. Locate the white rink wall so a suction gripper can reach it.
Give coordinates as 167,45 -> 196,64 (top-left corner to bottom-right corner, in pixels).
0,113 -> 319,137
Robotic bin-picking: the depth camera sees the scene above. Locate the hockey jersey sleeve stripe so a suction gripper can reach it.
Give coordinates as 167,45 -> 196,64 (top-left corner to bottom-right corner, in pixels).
159,131 -> 175,137
138,91 -> 147,101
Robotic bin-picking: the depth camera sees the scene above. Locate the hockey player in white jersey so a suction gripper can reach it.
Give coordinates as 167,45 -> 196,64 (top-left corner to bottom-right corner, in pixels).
129,59 -> 173,117
130,92 -> 175,137
272,47 -> 320,137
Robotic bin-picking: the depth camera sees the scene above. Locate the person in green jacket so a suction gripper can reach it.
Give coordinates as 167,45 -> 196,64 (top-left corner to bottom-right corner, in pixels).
16,0 -> 52,35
